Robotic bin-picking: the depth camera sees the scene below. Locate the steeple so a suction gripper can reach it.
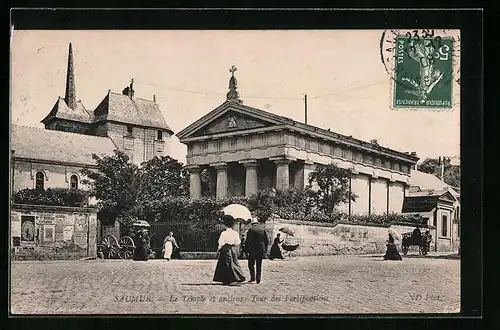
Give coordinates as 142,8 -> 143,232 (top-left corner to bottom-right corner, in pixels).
226,65 -> 242,103
64,43 -> 77,110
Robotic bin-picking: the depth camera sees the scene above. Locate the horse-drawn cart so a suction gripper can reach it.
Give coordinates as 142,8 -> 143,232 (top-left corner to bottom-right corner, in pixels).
401,231 -> 432,256
98,220 -> 150,259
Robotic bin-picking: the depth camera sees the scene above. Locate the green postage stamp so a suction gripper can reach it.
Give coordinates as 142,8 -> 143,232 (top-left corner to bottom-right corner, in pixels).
381,30 -> 459,110
393,35 -> 454,108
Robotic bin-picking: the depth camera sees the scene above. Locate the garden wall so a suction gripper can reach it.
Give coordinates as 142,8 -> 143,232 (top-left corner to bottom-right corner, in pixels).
11,204 -> 98,260
265,219 -> 433,256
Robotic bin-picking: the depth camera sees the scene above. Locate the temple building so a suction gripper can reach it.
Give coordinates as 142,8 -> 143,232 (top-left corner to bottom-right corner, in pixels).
177,67 -> 420,215
11,43 -> 173,193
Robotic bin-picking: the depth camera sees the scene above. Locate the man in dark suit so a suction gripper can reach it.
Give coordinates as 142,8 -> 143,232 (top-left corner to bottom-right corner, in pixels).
244,218 -> 269,284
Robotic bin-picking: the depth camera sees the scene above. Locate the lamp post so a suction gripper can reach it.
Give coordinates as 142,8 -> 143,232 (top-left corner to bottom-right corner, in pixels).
268,187 -> 277,220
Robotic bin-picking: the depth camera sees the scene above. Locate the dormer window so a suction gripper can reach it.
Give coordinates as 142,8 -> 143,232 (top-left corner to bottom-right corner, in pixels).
157,130 -> 163,141
126,125 -> 133,136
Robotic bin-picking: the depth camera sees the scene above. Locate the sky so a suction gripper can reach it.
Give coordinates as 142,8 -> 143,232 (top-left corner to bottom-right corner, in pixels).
10,30 -> 460,164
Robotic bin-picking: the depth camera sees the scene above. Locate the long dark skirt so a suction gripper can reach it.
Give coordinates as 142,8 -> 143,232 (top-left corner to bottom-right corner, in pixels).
269,244 -> 284,260
133,242 -> 149,261
213,244 -> 246,285
383,243 -> 402,261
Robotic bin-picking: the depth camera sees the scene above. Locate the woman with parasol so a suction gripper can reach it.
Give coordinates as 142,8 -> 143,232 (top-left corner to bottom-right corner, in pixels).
269,233 -> 285,260
383,228 -> 402,261
132,220 -> 151,261
213,205 -> 249,285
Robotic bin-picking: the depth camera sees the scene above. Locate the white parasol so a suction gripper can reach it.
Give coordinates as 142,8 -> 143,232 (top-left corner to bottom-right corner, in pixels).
221,204 -> 252,222
132,220 -> 150,228
388,228 -> 401,241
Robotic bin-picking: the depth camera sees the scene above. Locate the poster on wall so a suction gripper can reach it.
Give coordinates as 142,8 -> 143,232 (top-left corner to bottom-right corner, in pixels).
63,226 -> 74,241
44,225 -> 55,241
11,213 -> 22,238
21,215 -> 36,245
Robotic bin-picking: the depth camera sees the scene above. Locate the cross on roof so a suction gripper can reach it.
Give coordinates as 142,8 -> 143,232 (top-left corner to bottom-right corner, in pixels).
229,65 -> 237,74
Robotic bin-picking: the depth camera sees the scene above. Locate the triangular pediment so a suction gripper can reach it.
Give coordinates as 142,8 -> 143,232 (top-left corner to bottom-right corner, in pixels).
176,101 -> 291,140
438,191 -> 456,203
193,111 -> 272,136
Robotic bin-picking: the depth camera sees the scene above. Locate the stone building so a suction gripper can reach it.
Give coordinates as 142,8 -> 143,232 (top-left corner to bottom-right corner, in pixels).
12,43 -> 174,194
402,170 -> 460,252
177,67 -> 419,216
11,43 -> 174,251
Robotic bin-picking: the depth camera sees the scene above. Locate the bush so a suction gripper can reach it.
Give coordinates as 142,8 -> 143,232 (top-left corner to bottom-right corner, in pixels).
13,188 -> 90,207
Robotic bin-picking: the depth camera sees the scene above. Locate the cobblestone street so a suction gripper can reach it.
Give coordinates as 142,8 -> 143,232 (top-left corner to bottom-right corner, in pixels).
10,255 -> 460,314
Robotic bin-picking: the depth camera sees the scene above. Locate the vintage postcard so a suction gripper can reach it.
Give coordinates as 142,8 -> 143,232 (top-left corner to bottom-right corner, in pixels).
10,28 -> 461,315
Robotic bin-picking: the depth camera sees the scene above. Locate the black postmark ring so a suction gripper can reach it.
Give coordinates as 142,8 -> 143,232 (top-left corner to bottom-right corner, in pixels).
380,29 -> 460,89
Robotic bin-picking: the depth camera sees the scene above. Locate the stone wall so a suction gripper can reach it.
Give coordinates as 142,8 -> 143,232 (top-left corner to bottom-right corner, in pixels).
263,219 -> 446,256
104,122 -> 169,165
12,160 -> 91,192
11,204 -> 98,260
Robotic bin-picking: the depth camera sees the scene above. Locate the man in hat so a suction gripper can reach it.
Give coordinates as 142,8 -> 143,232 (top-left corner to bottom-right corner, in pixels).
244,217 -> 269,284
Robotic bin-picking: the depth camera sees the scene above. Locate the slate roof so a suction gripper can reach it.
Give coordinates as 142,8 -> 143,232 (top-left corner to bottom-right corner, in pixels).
41,97 -> 94,124
11,125 -> 116,166
403,189 -> 456,213
93,92 -> 173,134
410,169 -> 459,197
177,101 -> 419,163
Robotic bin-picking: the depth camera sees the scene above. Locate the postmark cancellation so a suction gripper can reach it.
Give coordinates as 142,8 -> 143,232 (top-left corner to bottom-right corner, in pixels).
380,29 -> 460,110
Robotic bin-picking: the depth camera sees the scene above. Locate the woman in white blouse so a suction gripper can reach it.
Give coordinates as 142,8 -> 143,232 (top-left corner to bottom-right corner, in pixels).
213,215 -> 246,285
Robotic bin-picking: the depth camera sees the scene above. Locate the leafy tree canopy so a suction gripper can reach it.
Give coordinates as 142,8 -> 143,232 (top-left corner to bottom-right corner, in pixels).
308,163 -> 357,215
81,150 -> 140,225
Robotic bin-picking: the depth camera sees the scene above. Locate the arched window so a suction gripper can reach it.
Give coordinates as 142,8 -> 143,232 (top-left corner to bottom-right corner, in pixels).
35,172 -> 45,191
70,175 -> 79,190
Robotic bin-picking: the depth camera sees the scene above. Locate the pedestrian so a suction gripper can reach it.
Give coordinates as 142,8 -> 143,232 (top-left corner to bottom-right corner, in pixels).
239,234 -> 246,259
269,233 -> 285,260
244,217 -> 269,284
213,215 -> 246,286
383,233 -> 402,261
133,229 -> 150,261
163,231 -> 179,261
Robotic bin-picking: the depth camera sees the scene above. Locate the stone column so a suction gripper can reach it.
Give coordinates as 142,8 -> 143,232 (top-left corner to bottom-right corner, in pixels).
240,159 -> 258,197
187,166 -> 202,199
212,162 -> 228,200
303,160 -> 316,189
271,157 -> 292,191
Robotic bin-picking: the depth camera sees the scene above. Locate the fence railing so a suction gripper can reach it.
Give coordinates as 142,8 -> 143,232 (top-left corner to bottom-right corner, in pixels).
149,221 -> 224,253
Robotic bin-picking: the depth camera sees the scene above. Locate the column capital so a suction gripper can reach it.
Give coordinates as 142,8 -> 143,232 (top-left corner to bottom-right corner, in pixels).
239,159 -> 258,167
270,156 -> 295,165
185,165 -> 202,173
211,162 -> 228,170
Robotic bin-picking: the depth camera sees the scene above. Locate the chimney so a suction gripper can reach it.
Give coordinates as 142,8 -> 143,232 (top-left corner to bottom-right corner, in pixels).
129,78 -> 134,99
64,43 -> 77,109
153,95 -> 156,102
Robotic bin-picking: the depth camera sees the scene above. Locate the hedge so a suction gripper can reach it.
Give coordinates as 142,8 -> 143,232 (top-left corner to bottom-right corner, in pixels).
140,193 -> 426,228
13,188 -> 90,207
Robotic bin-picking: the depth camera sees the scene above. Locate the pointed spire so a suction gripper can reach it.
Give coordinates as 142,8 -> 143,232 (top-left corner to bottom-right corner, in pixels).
226,65 -> 242,103
64,43 -> 77,109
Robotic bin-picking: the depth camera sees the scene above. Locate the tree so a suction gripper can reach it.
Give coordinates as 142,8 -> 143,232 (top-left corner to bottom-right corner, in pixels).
247,189 -> 275,223
136,156 -> 189,218
308,163 -> 356,215
417,157 -> 460,188
81,150 -> 140,226
138,156 -> 189,199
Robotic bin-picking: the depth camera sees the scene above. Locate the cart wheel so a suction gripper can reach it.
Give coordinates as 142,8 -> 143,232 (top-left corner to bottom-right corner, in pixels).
118,236 -> 135,259
402,245 -> 408,255
101,235 -> 119,259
